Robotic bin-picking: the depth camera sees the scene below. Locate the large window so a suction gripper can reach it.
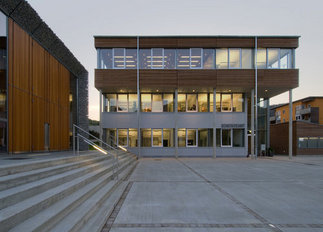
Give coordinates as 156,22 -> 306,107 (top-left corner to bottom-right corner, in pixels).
105,94 -> 137,112
141,128 -> 174,147
105,128 -> 138,148
98,47 -> 294,70
141,93 -> 174,112
216,128 -> 244,147
299,137 -> 323,149
178,128 -> 213,147
178,93 -> 212,112
216,93 -> 244,112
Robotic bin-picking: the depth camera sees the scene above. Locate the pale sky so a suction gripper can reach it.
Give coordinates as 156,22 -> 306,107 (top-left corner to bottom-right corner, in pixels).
27,0 -> 323,120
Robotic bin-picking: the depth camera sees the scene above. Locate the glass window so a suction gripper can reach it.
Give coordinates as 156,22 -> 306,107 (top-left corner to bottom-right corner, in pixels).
141,94 -> 152,112
267,48 -> 279,69
118,129 -> 128,147
177,49 -> 190,69
106,94 -> 117,112
163,129 -> 174,147
187,94 -> 197,112
319,138 -> 323,148
222,129 -> 232,147
98,49 -> 112,69
129,129 -> 138,147
125,49 -> 137,69
203,49 -> 214,69
178,94 -> 186,112
140,49 -> 150,69
141,129 -> 151,147
117,94 -> 128,112
221,94 -> 232,112
216,93 -> 221,112
216,49 -> 228,69
151,48 -> 164,69
210,93 -> 214,112
256,48 -> 266,69
152,94 -> 163,112
113,48 -> 125,69
232,94 -> 244,112
308,137 -> 318,148
280,49 -> 292,69
242,49 -> 253,69
163,94 -> 174,112
128,94 -> 138,112
106,129 -> 117,147
178,129 -> 186,147
152,129 -> 162,147
233,129 -> 244,147
298,137 -> 308,148
229,48 -> 241,68
198,129 -> 213,147
198,93 -> 208,112
164,49 -> 176,69
187,129 -> 197,147
216,129 -> 221,147
190,48 -> 202,68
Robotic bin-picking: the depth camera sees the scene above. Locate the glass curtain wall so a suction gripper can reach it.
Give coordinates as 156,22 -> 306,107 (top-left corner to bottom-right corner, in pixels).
0,11 -> 7,151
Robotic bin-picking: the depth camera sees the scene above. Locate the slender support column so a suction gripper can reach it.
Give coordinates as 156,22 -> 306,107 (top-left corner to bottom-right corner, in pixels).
99,90 -> 103,147
289,89 -> 293,159
254,37 -> 258,159
73,125 -> 75,155
251,89 -> 255,157
266,98 -> 270,154
136,36 -> 141,158
175,89 -> 178,158
213,88 -> 216,158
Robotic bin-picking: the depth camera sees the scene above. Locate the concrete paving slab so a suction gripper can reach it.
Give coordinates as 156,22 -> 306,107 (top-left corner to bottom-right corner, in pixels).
130,158 -> 203,182
114,182 -> 261,224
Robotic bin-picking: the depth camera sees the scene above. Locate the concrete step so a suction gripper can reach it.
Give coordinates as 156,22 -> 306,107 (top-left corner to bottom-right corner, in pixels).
0,157 -> 116,210
8,157 -> 136,232
0,156 -> 133,232
0,155 -> 109,191
79,163 -> 138,232
0,152 -> 101,177
50,163 -> 136,232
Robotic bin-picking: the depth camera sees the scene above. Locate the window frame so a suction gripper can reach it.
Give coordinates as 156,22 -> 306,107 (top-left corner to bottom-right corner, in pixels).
112,48 -> 126,69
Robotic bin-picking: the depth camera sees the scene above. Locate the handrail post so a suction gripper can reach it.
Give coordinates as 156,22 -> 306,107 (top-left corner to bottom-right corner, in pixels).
73,125 -> 75,155
77,132 -> 80,155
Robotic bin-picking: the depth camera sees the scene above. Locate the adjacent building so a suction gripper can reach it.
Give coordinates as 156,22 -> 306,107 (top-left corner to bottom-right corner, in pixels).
0,1 -> 88,153
271,97 -> 323,155
94,36 -> 299,157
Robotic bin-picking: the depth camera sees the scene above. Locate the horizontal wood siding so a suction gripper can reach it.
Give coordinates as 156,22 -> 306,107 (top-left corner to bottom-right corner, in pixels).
95,36 -> 299,48
177,70 -> 217,87
8,19 -> 71,153
258,69 -> 299,88
140,70 -> 178,88
95,69 -> 137,91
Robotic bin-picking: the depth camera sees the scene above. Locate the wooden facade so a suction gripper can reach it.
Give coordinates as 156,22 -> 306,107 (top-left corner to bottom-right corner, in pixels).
95,68 -> 298,97
270,121 -> 323,155
8,19 -> 70,153
94,36 -> 299,49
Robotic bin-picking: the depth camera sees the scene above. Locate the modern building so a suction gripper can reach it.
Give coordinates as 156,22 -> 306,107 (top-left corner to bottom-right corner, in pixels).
0,1 -> 88,153
94,36 -> 299,157
270,97 -> 323,155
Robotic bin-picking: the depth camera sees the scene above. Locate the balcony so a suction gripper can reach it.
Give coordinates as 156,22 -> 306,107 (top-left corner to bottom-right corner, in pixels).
300,107 -> 311,115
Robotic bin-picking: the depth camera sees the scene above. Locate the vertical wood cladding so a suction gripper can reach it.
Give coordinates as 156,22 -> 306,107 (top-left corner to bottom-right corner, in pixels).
8,19 -> 70,153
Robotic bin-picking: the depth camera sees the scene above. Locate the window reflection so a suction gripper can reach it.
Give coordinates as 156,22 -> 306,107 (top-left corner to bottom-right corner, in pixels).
177,49 -> 190,69
129,129 -> 138,147
113,48 -> 125,68
163,129 -> 174,147
152,129 -> 162,147
178,129 -> 186,147
151,48 -> 163,69
178,94 -> 186,112
232,94 -> 244,112
152,94 -> 163,112
139,49 -> 150,69
280,49 -> 292,69
267,48 -> 279,68
163,94 -> 174,112
203,49 -> 214,69
216,49 -> 228,69
164,49 -> 176,69
190,48 -> 202,68
141,129 -> 151,147
125,49 -> 137,69
222,129 -> 231,146
242,49 -> 253,69
118,129 -> 128,146
256,48 -> 266,69
117,94 -> 128,112
229,49 -> 241,68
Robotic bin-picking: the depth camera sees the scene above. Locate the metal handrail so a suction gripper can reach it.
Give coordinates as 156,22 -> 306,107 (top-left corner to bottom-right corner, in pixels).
73,124 -> 121,180
77,133 -> 118,180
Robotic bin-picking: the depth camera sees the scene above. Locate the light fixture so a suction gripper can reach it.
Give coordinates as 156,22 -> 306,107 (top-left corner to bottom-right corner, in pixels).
193,89 -> 195,92
265,89 -> 268,92
228,89 -> 231,92
156,89 -> 159,92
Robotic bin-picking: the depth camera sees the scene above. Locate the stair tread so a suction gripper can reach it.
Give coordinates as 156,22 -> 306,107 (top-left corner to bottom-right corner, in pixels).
8,158 -> 135,232
0,157 -> 112,209
0,155 -> 108,183
0,156 -> 131,223
50,163 -> 135,232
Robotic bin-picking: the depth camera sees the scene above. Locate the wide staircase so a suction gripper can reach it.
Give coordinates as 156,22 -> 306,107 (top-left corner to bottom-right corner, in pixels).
0,126 -> 138,232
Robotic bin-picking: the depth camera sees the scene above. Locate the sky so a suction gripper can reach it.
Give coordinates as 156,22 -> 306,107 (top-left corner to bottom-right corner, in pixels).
27,0 -> 323,120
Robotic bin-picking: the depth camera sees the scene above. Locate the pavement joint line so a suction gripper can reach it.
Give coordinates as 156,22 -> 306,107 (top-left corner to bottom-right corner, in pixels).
176,159 -> 283,232
101,181 -> 134,232
111,223 -> 323,228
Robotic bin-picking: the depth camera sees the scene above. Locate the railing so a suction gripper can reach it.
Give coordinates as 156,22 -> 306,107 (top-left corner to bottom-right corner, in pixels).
72,124 -> 122,180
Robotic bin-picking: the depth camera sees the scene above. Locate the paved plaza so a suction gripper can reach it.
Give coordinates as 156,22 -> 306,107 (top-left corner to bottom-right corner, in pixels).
105,156 -> 323,232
